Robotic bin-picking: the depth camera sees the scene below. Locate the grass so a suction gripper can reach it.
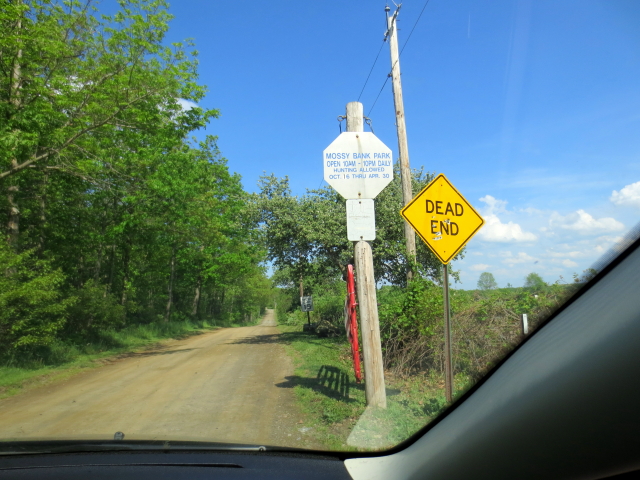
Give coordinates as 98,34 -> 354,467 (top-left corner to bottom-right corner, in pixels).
277,323 -> 451,452
0,316 -> 256,400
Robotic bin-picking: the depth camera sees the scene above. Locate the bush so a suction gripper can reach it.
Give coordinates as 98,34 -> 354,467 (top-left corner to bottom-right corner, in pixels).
378,278 -> 444,375
64,280 -> 125,339
312,282 -> 345,329
378,278 -> 577,381
0,245 -> 75,353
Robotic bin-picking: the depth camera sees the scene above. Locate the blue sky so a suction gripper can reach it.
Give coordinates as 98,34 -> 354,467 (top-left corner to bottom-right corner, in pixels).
136,0 -> 640,288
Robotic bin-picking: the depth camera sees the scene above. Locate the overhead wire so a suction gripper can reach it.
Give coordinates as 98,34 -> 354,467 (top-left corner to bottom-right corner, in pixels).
356,40 -> 386,103
366,0 -> 431,117
367,74 -> 391,117
399,0 -> 431,57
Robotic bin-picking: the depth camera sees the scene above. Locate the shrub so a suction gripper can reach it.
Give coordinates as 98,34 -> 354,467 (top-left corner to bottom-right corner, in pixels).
0,245 -> 75,353
64,280 -> 125,339
378,278 -> 444,375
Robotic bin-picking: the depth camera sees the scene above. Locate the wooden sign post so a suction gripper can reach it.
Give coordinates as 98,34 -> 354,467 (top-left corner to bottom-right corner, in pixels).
323,102 -> 391,408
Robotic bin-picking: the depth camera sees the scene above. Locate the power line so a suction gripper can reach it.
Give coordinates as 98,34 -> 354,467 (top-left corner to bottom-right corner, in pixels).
367,0 -> 431,116
367,74 -> 391,117
357,39 -> 387,102
399,0 -> 431,57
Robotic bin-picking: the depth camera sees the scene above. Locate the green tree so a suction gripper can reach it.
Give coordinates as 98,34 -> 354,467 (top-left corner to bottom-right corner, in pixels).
574,268 -> 598,283
0,244 -> 75,350
0,0 -> 215,243
0,0 -> 270,360
477,272 -> 498,290
524,272 -> 546,290
255,166 -> 453,291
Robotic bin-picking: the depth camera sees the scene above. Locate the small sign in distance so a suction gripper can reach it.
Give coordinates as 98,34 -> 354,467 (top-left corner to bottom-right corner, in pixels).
300,296 -> 313,312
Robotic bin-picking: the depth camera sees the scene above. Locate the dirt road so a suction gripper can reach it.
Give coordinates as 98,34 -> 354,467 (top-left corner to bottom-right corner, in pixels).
0,310 -> 316,448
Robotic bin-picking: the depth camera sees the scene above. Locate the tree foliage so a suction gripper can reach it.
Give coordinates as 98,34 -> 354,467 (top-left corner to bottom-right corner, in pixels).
0,243 -> 74,349
477,272 -> 498,291
0,0 -> 271,359
255,166 -> 458,297
524,272 -> 546,291
0,0 -> 213,180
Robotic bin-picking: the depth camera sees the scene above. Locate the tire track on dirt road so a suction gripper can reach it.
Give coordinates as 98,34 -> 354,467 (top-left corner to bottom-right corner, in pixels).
0,310 -> 319,449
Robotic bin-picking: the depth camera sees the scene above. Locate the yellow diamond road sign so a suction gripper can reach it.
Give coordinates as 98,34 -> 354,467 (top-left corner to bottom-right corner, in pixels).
401,174 -> 484,264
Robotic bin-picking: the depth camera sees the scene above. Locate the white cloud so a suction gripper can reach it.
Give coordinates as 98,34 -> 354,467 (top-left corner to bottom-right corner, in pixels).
546,250 -> 584,259
470,264 -> 490,271
594,234 -> 626,254
479,195 -> 507,214
611,181 -> 640,208
177,98 -> 198,111
542,236 -> 624,269
596,234 -> 623,246
477,195 -> 537,242
502,252 -> 537,266
479,214 -> 538,242
550,210 -> 624,235
520,207 -> 544,215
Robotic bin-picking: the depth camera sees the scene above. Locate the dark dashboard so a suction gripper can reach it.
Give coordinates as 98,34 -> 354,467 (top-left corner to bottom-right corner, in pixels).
0,451 -> 352,479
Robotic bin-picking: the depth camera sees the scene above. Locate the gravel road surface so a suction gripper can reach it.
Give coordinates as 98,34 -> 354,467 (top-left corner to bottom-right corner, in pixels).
0,310 -> 317,448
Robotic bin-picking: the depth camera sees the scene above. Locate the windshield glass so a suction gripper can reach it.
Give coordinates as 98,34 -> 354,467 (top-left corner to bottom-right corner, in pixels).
1,0 -> 639,453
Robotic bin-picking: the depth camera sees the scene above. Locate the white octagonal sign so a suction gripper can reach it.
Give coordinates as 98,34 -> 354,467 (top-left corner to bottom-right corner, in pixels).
323,132 -> 393,199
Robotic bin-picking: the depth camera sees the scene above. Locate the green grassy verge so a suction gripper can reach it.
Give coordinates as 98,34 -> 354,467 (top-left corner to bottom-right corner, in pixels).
278,324 -> 450,451
0,317 -> 255,400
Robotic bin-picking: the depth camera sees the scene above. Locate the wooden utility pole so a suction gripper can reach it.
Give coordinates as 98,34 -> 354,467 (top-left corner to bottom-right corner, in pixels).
386,5 -> 417,282
347,101 -> 387,408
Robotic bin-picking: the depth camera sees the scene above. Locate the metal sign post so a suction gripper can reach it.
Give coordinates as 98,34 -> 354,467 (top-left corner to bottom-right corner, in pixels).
443,264 -> 454,402
400,173 -> 485,403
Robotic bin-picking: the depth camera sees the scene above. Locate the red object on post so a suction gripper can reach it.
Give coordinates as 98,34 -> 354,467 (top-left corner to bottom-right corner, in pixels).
346,264 -> 363,383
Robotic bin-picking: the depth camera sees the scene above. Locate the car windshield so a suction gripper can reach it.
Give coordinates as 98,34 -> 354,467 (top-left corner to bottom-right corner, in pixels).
1,0 -> 638,453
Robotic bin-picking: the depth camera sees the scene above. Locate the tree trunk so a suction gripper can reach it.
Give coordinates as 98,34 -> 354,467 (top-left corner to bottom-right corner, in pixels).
37,172 -> 48,253
217,289 -> 225,318
7,185 -> 19,246
78,255 -> 85,288
94,210 -> 106,281
106,197 -> 118,295
7,14 -> 22,247
120,235 -> 131,319
106,243 -> 116,295
191,273 -> 202,317
165,244 -> 176,322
